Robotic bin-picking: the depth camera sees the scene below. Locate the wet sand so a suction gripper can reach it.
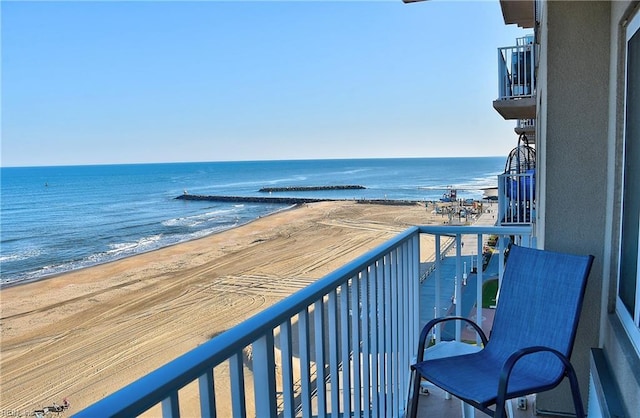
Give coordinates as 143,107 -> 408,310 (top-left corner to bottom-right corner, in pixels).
0,201 -> 446,416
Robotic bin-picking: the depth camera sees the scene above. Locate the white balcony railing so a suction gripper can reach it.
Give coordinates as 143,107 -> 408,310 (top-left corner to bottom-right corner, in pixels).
516,119 -> 535,131
497,35 -> 536,100
498,171 -> 535,225
74,225 -> 532,418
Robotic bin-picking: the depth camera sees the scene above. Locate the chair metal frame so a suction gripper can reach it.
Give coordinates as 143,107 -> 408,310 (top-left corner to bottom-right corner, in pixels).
406,245 -> 594,418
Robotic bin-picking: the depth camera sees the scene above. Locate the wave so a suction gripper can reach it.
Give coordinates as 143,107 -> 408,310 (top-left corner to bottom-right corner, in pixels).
0,247 -> 43,263
161,208 -> 238,228
106,235 -> 163,256
0,221 -> 245,288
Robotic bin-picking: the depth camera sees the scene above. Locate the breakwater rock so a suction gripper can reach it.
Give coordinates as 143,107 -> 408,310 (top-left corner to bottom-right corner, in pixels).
176,194 -> 334,205
258,185 -> 365,193
176,194 -> 422,206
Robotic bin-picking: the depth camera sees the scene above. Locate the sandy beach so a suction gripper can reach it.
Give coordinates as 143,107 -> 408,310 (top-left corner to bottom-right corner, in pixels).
0,201 -> 447,416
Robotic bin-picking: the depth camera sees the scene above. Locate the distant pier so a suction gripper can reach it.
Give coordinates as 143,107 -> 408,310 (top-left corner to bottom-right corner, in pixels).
258,185 -> 365,193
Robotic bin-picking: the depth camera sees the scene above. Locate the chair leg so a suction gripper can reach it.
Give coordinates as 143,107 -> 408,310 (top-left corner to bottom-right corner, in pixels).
406,369 -> 422,418
461,401 -> 476,418
566,367 -> 585,417
494,404 -> 508,418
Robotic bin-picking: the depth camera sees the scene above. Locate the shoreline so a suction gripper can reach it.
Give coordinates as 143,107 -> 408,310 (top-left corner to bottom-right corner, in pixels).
176,193 -> 427,205
2,199 -> 428,290
0,203 -> 303,291
0,201 -> 444,415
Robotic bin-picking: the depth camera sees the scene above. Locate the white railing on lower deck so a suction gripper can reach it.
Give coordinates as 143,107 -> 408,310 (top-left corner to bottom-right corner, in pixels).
498,171 -> 535,225
73,225 -> 532,418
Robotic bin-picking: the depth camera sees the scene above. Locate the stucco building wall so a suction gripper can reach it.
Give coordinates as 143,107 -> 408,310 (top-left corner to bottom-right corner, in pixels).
535,1 -> 611,413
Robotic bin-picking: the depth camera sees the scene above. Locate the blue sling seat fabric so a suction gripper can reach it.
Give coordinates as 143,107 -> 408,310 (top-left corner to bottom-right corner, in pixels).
407,245 -> 594,418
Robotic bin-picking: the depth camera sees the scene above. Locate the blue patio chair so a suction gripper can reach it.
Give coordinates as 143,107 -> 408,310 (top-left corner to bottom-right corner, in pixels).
407,245 -> 594,418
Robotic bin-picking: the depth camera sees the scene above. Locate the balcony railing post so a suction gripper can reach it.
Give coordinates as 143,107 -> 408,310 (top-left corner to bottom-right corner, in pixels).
412,234 -> 419,352
328,290 -> 340,417
350,273 -> 362,416
339,282 -> 351,416
278,320 -> 294,418
369,260 -> 384,416
161,392 -> 180,418
229,352 -> 246,418
253,333 -> 277,418
401,241 -> 410,412
529,43 -> 536,93
298,309 -> 312,418
313,299 -> 327,416
434,235 -> 442,343
360,268 -> 370,418
498,175 -> 506,224
198,370 -> 216,418
476,234 -> 484,347
390,247 -> 400,416
383,253 -> 393,415
498,48 -> 508,98
455,236 -> 463,341
374,255 -> 388,415
498,236 -> 506,293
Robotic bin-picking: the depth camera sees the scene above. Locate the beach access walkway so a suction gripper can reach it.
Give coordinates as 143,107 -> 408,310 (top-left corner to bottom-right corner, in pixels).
418,208 -> 498,335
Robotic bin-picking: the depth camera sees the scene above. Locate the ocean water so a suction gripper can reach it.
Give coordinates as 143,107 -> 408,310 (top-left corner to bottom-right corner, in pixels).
0,157 -> 504,287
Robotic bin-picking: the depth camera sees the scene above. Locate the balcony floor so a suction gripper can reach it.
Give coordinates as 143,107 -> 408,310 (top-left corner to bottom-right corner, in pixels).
416,386 -> 537,417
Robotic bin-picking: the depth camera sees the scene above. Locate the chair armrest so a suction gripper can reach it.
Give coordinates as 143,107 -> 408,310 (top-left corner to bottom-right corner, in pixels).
496,346 -> 572,408
416,316 -> 489,363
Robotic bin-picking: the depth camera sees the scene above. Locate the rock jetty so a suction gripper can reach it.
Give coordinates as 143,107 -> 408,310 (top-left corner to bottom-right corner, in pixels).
176,194 -> 334,205
176,194 -> 420,206
258,185 -> 365,193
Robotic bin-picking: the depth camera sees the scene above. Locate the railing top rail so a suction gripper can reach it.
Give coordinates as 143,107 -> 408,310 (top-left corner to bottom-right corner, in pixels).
498,43 -> 533,53
418,225 -> 532,236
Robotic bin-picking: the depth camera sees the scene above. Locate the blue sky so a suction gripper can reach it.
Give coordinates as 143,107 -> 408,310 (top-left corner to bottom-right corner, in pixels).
1,1 -> 526,167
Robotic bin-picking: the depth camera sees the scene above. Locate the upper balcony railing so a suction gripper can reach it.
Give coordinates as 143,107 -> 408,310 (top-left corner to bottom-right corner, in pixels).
74,224 -> 533,418
498,35 -> 535,100
515,119 -> 536,144
498,171 -> 535,226
516,119 -> 535,132
493,35 -> 537,120
515,119 -> 536,133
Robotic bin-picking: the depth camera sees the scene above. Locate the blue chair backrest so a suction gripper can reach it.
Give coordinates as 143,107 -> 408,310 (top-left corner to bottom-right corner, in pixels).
486,245 -> 593,380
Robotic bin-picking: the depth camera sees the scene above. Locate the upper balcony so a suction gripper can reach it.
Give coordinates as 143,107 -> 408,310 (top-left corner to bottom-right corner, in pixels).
515,119 -> 536,144
498,0 -> 535,29
493,35 -> 536,120
496,135 -> 536,226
